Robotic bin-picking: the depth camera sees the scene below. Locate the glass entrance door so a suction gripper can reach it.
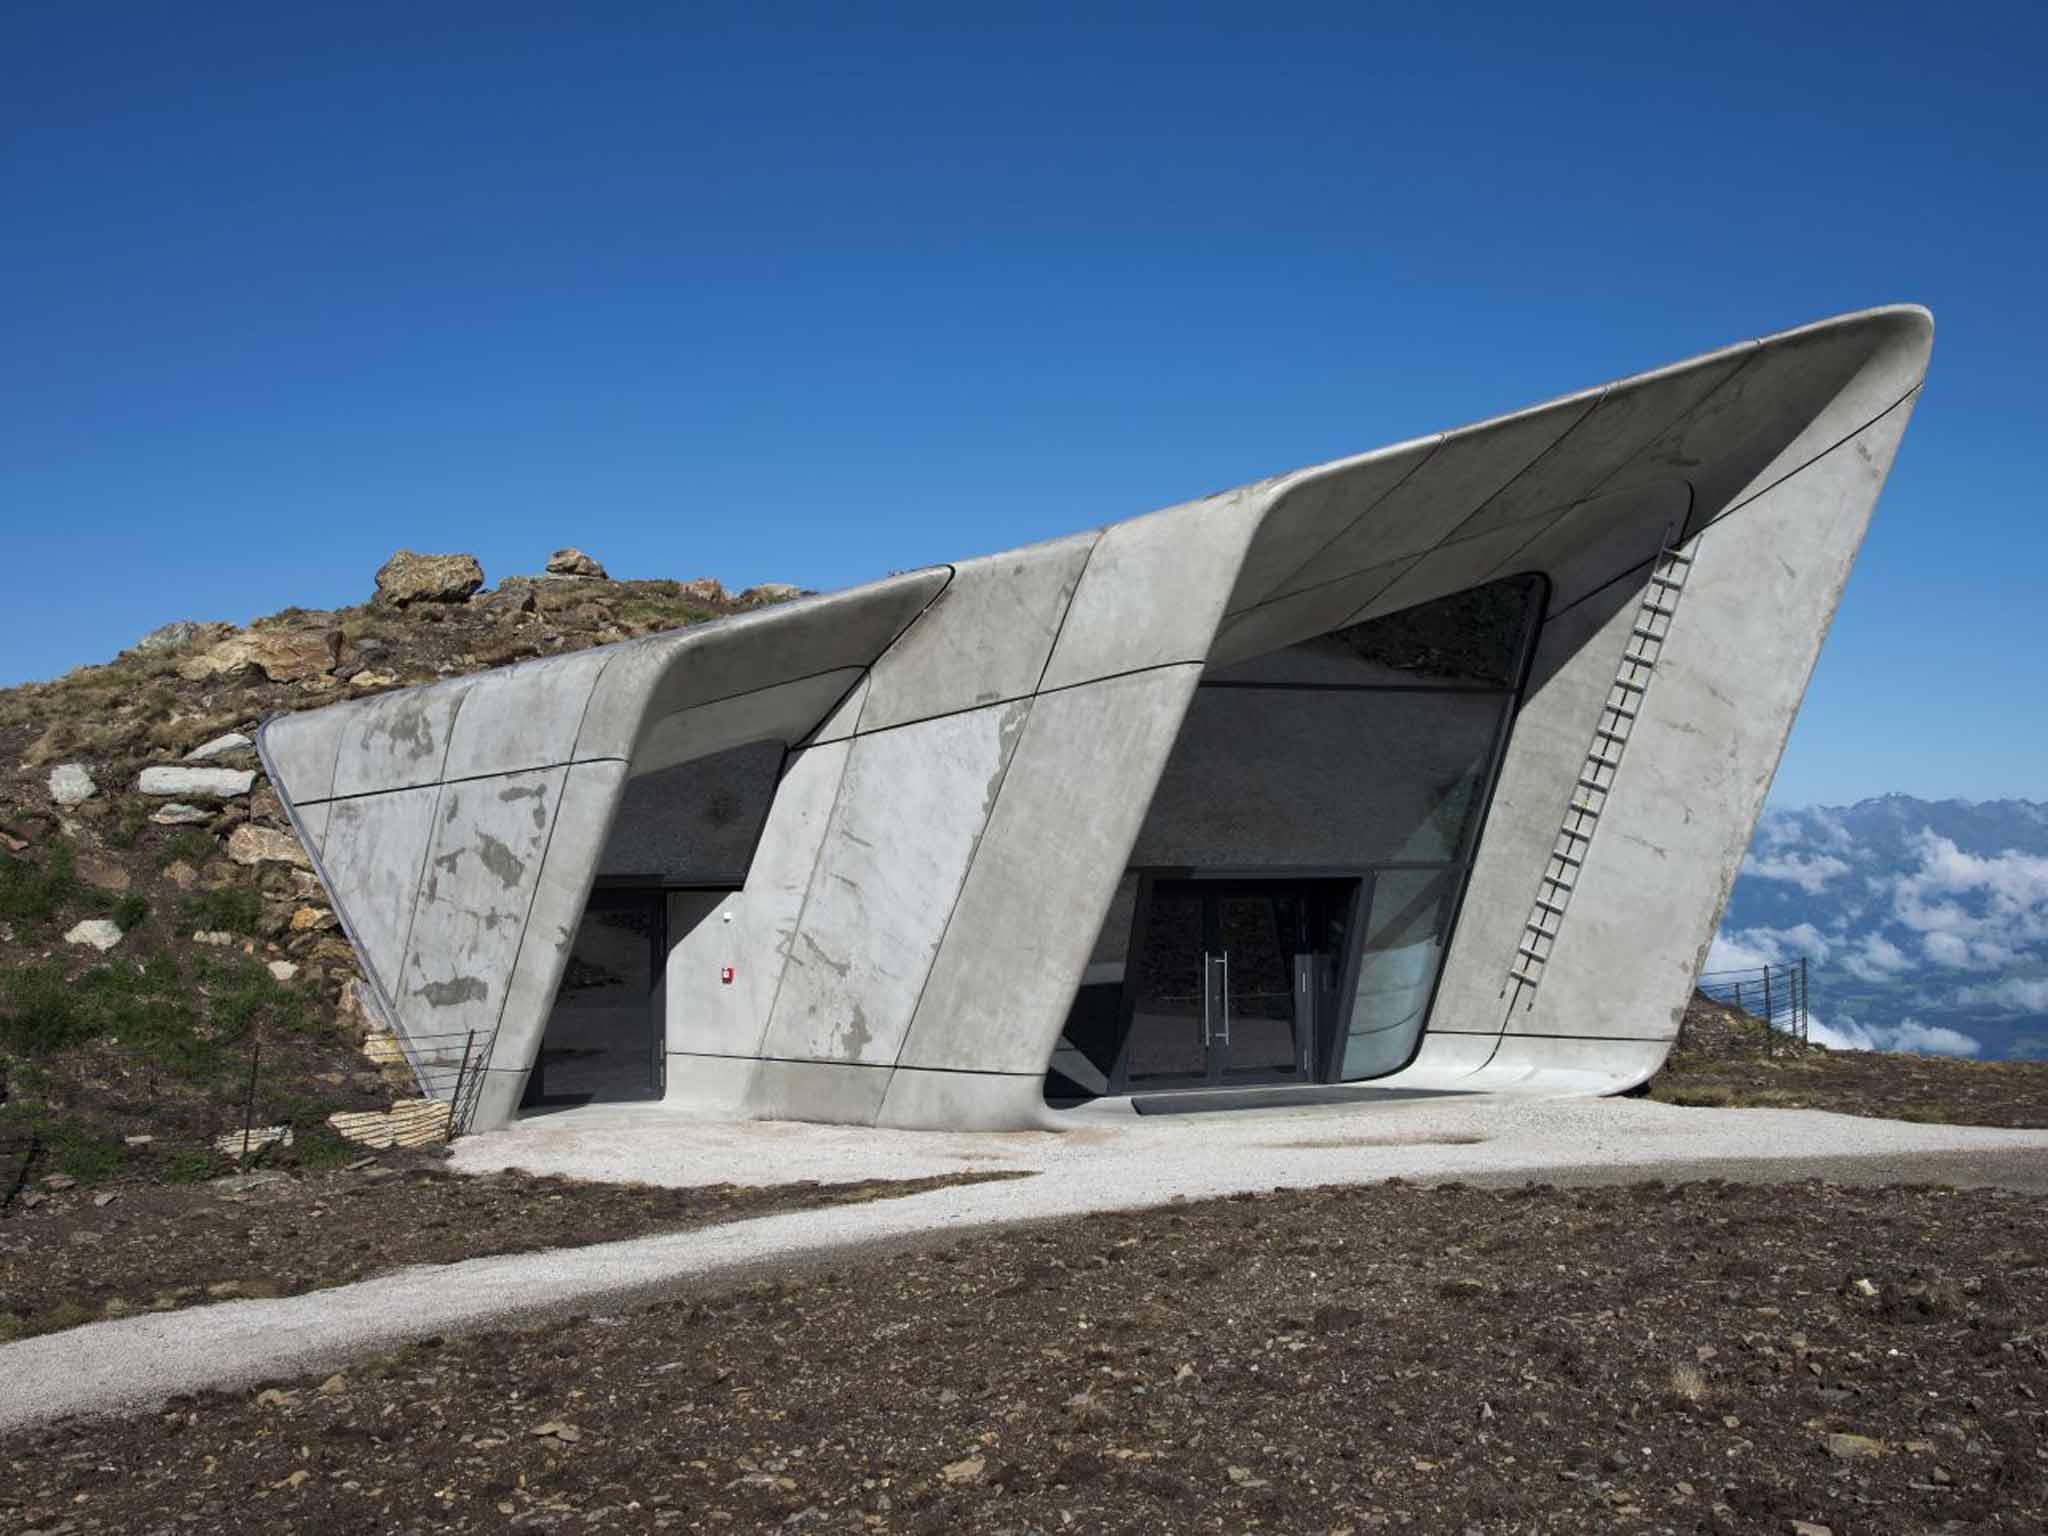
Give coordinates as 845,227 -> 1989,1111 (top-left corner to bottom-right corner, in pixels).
1117,880 -> 1350,1090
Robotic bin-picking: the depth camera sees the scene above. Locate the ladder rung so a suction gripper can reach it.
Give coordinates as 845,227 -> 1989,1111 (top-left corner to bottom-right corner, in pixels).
1641,600 -> 1678,618
1629,625 -> 1668,644
1533,896 -> 1566,916
1660,548 -> 1693,566
1568,799 -> 1602,818
1551,851 -> 1583,869
1647,573 -> 1684,591
1593,727 -> 1628,743
1508,968 -> 1541,989
1575,775 -> 1610,793
1621,653 -> 1656,672
1515,942 -> 1551,963
1604,703 -> 1639,723
1613,677 -> 1648,694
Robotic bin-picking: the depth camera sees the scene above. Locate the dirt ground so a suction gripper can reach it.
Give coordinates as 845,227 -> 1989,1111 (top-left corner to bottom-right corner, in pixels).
0,1164 -> 1019,1342
1648,994 -> 2048,1129
5,1176 -> 2043,1535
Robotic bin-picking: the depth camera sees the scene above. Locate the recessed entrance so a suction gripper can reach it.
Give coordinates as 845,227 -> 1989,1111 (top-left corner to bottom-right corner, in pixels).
523,889 -> 666,1110
1115,878 -> 1353,1091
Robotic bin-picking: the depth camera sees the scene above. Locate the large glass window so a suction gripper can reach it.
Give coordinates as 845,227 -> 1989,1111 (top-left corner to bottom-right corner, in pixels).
1049,574 -> 1541,1100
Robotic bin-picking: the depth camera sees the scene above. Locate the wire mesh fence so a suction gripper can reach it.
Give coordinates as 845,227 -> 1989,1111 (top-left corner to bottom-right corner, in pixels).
1693,959 -> 1810,1053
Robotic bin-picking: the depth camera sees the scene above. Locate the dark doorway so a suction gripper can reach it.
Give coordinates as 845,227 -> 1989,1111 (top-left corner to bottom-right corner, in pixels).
1114,879 -> 1353,1091
523,889 -> 665,1110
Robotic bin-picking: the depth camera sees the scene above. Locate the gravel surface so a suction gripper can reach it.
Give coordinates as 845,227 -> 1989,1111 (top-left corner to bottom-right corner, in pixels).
3,1094 -> 2044,1432
5,1178 -> 2045,1534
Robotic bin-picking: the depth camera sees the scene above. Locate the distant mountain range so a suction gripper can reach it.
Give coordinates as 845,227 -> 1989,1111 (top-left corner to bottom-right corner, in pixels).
1713,795 -> 2048,1061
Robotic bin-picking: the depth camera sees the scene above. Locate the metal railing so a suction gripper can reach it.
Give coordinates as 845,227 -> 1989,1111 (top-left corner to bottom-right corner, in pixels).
1694,958 -> 1810,1052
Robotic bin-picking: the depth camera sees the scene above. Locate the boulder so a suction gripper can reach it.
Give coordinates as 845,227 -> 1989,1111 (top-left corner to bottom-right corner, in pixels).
177,629 -> 335,684
47,762 -> 96,805
184,731 -> 253,762
375,550 -> 484,606
738,582 -> 803,606
65,918 -> 124,952
679,577 -> 728,605
136,766 -> 255,800
545,547 -> 608,579
135,619 -> 206,653
226,824 -> 311,869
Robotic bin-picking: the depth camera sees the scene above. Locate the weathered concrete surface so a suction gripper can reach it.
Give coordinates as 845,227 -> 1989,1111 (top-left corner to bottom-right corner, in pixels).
760,703 -> 1028,1068
858,534 -> 1094,733
894,666 -> 1201,1076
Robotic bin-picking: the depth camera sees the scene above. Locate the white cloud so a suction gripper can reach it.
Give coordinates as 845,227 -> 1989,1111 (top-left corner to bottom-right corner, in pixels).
1841,933 -> 1911,983
1806,1010 -> 1981,1057
1742,851 -> 1851,895
1891,833 -> 2048,961
1954,976 -> 2048,1014
1708,924 -> 1830,971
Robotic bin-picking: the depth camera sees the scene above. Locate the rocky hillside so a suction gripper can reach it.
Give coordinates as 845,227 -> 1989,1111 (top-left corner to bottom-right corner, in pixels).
0,549 -> 798,1188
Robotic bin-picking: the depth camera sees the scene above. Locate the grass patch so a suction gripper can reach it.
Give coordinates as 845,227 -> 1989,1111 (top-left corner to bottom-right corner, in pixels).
183,885 -> 262,935
0,845 -> 77,925
156,828 -> 215,869
112,891 -> 149,931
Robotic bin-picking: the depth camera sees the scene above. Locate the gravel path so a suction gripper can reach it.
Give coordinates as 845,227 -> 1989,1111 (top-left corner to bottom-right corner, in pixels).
5,1094 -> 2045,1431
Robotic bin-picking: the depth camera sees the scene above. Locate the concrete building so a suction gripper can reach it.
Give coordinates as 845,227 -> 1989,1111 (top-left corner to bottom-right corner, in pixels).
258,305 -> 1932,1132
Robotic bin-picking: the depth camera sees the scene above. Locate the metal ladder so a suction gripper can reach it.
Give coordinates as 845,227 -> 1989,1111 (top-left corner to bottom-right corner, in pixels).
1507,539 -> 1696,1003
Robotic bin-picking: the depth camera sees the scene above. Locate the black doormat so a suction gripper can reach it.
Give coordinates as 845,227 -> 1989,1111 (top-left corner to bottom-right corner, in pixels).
1130,1084 -> 1469,1115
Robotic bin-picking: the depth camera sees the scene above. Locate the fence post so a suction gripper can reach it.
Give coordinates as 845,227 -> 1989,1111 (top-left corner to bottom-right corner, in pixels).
241,1038 -> 262,1158
1762,966 -> 1774,1056
445,1031 -> 476,1142
1800,957 -> 1810,1044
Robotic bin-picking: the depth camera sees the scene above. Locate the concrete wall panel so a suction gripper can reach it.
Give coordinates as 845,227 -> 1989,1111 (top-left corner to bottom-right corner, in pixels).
1447,346 -> 1752,543
1345,516 -> 1568,628
895,666 -> 1202,1075
1514,400 -> 1919,1048
469,758 -> 629,1127
759,703 -> 1029,1066
1424,584 -> 1645,1037
1226,443 -> 1435,613
318,785 -> 441,1010
665,739 -> 852,1068
396,766 -> 566,1051
331,680 -> 474,798
258,708 -> 346,806
632,668 -> 861,778
1271,393 -> 1597,598
875,1068 -> 1052,1131
1206,556 -> 1419,670
859,533 -> 1096,732
573,570 -> 949,761
440,651 -> 610,781
800,675 -> 868,747
747,1059 -> 894,1125
1039,491 -> 1263,689
1486,480 -> 1689,616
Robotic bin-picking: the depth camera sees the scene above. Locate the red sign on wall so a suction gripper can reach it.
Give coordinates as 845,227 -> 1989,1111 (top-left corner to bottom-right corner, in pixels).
720,966 -> 735,984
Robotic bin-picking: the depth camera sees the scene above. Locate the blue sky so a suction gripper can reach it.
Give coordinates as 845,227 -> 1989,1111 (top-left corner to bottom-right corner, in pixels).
3,2 -> 2042,807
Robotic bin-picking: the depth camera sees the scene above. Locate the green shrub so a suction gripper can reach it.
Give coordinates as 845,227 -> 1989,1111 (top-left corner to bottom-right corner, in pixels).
182,885 -> 262,936
161,1148 -> 218,1183
0,847 -> 77,924
156,829 -> 215,869
291,1122 -> 360,1169
41,1120 -> 121,1183
112,892 -> 149,932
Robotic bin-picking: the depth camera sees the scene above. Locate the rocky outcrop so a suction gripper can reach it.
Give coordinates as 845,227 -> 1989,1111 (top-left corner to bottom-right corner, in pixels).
545,547 -> 608,580
225,824 -> 311,869
177,629 -> 339,684
374,550 -> 484,607
738,582 -> 804,606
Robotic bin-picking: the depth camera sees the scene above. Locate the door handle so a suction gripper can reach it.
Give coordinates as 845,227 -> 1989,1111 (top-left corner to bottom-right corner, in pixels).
1216,950 -> 1230,1045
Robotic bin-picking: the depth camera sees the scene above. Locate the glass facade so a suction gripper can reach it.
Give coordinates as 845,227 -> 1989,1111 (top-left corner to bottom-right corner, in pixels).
1047,574 -> 1542,1101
